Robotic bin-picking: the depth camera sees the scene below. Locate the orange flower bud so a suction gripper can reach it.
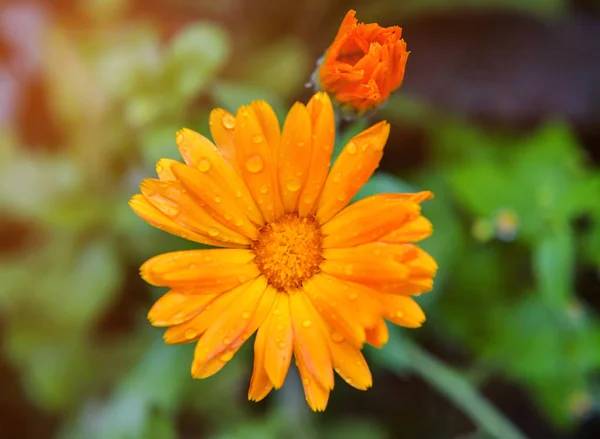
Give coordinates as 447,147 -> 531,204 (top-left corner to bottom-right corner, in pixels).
318,10 -> 409,113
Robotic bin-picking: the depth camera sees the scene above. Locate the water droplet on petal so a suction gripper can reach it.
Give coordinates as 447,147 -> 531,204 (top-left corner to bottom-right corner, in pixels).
252,134 -> 263,144
184,329 -> 198,340
395,311 -> 404,318
347,142 -> 357,155
260,185 -> 268,194
198,158 -> 211,172
303,377 -> 312,386
220,351 -> 234,362
348,292 -> 358,300
222,337 -> 231,345
344,264 -> 354,275
332,173 -> 342,183
176,130 -> 185,145
302,320 -> 312,328
245,155 -> 264,173
235,219 -> 243,227
278,341 -> 286,349
204,256 -> 212,262
337,192 -> 348,202
156,163 -> 164,174
297,141 -> 305,147
286,179 -> 301,192
160,201 -> 181,217
208,227 -> 220,237
222,114 -> 235,130
235,190 -> 243,198
276,325 -> 284,331
331,332 -> 344,343
242,312 -> 251,319
214,196 -> 222,203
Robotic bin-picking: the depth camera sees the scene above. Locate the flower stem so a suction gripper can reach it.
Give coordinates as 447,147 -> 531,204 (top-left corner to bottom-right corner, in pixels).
375,334 -> 528,439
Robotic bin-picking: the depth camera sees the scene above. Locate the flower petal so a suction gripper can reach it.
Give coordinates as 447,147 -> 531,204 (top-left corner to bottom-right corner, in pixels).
171,162 -> 260,239
378,294 -> 426,328
365,319 -> 389,348
191,276 -> 268,371
261,292 -> 294,389
322,242 -> 414,289
322,195 -> 421,248
140,249 -> 259,288
235,104 -> 284,222
175,128 -> 264,227
298,92 -> 335,216
148,290 -> 218,327
381,216 -> 433,243
295,343 -> 330,412
209,108 -> 238,169
379,247 -> 438,295
289,292 -> 334,390
195,283 -> 278,379
129,194 -> 228,247
140,179 -> 251,246
316,121 -> 390,224
328,339 -> 372,390
279,102 -> 312,212
156,158 -> 178,181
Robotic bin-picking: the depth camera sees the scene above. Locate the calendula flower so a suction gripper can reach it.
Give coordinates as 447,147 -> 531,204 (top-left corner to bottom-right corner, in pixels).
318,10 -> 409,113
130,92 -> 436,411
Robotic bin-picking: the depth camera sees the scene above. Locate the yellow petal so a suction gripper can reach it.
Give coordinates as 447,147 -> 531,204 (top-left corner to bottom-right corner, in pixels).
289,292 -> 334,390
298,92 -> 335,216
328,339 -> 372,390
261,292 -> 294,389
129,195 -> 228,247
379,294 -> 426,328
381,216 -> 433,243
316,121 -> 390,224
322,243 -> 414,289
365,319 -> 389,348
156,158 -> 178,181
278,102 -> 312,212
148,290 -> 218,327
171,162 -> 260,239
295,343 -> 330,412
209,108 -> 238,169
235,104 -> 284,222
140,249 -> 259,288
140,178 -> 252,246
191,276 -> 268,372
175,128 -> 264,226
322,195 -> 421,248
195,283 -> 278,379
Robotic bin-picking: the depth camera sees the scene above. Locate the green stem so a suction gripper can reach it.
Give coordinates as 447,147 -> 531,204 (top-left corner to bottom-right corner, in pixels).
375,335 -> 528,439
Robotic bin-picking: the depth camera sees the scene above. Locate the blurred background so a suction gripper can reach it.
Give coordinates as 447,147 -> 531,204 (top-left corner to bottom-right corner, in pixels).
1,0 -> 599,438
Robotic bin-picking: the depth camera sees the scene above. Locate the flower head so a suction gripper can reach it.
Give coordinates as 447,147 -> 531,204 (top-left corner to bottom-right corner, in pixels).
318,10 -> 409,113
130,92 -> 436,411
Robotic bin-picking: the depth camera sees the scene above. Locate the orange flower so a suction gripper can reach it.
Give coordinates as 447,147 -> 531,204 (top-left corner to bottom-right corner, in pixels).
130,92 -> 436,411
318,10 -> 409,113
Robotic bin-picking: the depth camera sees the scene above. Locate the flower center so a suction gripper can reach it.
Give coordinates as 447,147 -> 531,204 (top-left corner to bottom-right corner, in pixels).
252,214 -> 323,292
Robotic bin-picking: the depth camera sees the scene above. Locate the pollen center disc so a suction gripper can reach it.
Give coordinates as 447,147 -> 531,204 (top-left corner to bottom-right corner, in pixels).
252,214 -> 323,292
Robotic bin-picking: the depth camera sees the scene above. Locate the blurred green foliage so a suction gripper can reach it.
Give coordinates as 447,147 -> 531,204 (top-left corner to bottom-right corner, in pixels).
1,0 -> 599,438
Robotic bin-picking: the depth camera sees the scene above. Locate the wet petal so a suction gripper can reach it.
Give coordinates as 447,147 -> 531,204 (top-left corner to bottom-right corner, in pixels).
289,292 -> 334,390
298,92 -> 335,216
235,105 -> 284,222
148,290 -> 218,327
317,121 -> 390,224
191,276 -> 268,371
156,158 -> 178,181
195,283 -> 278,379
209,108 -> 238,168
140,249 -> 259,289
378,294 -> 426,328
261,292 -> 294,389
365,319 -> 389,348
328,339 -> 372,390
175,128 -> 264,227
279,102 -> 312,212
129,194 -> 227,247
295,343 -> 330,412
140,179 -> 251,246
381,216 -> 433,243
322,242 -> 415,289
322,195 -> 421,248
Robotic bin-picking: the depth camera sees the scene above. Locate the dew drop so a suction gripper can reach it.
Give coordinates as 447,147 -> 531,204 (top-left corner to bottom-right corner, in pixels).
286,179 -> 301,192
337,192 -> 348,202
242,312 -> 251,320
276,325 -> 284,331
332,173 -> 342,183
303,377 -> 312,386
222,337 -> 231,345
234,219 -> 243,227
204,256 -> 212,262
184,329 -> 198,340
395,311 -> 404,318
347,142 -> 357,155
222,114 -> 235,130
348,292 -> 358,300
278,341 -> 286,349
214,196 -> 222,203
198,158 -> 211,172
208,227 -> 220,237
161,202 -> 181,217
175,130 -> 185,145
302,320 -> 312,328
220,351 -> 234,362
297,141 -> 305,147
245,155 -> 264,173
260,185 -> 268,194
235,190 -> 243,198
224,213 -> 232,221
156,163 -> 164,174
331,332 -> 344,343
252,134 -> 263,144
344,264 -> 354,275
